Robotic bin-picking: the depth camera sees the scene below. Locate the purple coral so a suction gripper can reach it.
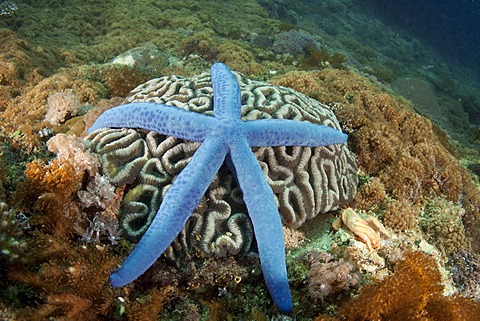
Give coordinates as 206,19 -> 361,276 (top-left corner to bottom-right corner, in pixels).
449,250 -> 480,299
308,252 -> 360,301
272,30 -> 316,56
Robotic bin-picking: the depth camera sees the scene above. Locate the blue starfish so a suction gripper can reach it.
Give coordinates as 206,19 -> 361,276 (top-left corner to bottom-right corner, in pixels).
89,63 -> 348,313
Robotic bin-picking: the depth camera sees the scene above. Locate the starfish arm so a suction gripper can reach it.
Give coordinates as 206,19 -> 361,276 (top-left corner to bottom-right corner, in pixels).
243,119 -> 348,147
88,102 -> 216,142
211,63 -> 241,120
228,136 -> 293,313
110,135 -> 229,287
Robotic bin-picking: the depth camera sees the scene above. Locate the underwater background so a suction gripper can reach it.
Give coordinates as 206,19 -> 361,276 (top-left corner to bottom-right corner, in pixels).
0,0 -> 479,320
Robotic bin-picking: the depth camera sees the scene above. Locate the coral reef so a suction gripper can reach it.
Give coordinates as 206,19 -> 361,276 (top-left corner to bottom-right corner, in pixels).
83,63 -> 155,97
0,29 -> 59,150
1,0 -> 479,317
300,46 -> 347,70
0,28 -> 59,89
110,43 -> 171,74
316,251 -> 480,321
7,161 -> 116,320
10,242 -> 118,321
1,70 -> 107,151
0,0 -> 280,64
24,158 -> 83,198
3,131 -> 181,320
180,31 -> 220,61
46,133 -> 100,176
272,68 -> 480,253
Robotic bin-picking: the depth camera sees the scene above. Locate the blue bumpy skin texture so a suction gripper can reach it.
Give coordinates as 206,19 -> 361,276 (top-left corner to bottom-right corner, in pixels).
89,62 -> 348,313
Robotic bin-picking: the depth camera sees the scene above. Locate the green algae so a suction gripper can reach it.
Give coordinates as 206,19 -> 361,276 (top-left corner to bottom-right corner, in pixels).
1,0 -> 279,64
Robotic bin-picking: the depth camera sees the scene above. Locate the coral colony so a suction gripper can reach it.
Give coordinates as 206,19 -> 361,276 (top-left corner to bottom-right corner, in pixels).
0,1 -> 17,16
89,62 -> 348,313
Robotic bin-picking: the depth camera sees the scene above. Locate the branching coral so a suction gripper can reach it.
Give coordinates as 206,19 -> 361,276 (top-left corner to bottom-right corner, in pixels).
47,133 -> 100,175
272,30 -> 315,56
0,49 -> 107,151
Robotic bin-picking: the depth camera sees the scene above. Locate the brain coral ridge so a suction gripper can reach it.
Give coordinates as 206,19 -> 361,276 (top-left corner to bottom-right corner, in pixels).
85,69 -> 358,259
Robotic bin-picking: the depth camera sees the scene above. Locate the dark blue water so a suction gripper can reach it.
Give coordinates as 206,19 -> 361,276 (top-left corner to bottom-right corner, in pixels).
361,0 -> 480,76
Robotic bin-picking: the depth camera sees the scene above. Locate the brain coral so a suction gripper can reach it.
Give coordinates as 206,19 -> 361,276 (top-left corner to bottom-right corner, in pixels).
86,70 -> 358,259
